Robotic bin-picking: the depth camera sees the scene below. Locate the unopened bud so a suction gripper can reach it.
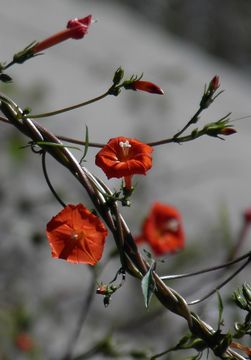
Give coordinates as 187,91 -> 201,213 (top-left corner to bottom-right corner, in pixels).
242,283 -> 251,304
219,127 -> 237,136
209,75 -> 220,92
125,80 -> 164,95
112,67 -> 124,85
15,333 -> 34,352
233,289 -> 248,310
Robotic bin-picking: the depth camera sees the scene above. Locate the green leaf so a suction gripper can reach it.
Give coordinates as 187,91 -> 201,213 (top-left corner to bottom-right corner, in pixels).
217,291 -> 224,329
36,141 -> 81,151
141,262 -> 156,308
80,125 -> 89,164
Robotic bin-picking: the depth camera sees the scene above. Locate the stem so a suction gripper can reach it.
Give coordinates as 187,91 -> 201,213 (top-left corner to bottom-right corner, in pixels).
227,223 -> 250,262
41,151 -> 66,207
0,94 -> 245,360
0,114 -> 214,149
2,60 -> 15,70
26,90 -> 110,119
188,257 -> 251,305
160,251 -> 251,280
62,268 -> 97,360
58,135 -> 104,148
173,108 -> 202,139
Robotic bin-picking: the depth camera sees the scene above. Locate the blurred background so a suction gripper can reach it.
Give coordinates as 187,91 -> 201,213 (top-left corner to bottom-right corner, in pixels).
0,0 -> 251,359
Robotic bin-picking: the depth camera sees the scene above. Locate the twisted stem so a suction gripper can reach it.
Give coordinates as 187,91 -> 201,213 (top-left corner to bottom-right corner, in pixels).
0,95 -> 245,360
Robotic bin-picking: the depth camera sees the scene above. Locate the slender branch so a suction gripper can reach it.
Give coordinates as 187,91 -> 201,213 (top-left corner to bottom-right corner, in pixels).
62,268 -> 98,360
58,135 -> 104,148
41,151 -> 66,208
0,113 -> 225,149
0,115 -> 106,148
227,223 -> 250,262
25,90 -> 110,119
173,108 -> 202,139
2,60 -> 15,70
188,257 -> 251,305
160,251 -> 251,280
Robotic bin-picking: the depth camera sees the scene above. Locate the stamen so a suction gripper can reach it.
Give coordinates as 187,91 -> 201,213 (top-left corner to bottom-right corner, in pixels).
164,219 -> 179,232
119,139 -> 132,158
71,232 -> 80,241
119,140 -> 131,149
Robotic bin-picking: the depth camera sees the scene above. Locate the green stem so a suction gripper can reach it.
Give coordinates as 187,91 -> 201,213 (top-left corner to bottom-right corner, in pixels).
173,107 -> 203,139
148,129 -> 205,147
41,151 -> 66,208
2,60 -> 15,70
26,90 -> 110,119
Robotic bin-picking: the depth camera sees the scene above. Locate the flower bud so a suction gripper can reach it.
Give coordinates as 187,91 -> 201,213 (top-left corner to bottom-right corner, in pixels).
112,67 -> 124,85
132,80 -> 164,94
209,75 -> 220,92
15,333 -> 34,352
218,127 -> 237,136
31,15 -> 92,54
242,283 -> 251,304
67,15 -> 92,29
125,80 -> 164,95
233,289 -> 249,310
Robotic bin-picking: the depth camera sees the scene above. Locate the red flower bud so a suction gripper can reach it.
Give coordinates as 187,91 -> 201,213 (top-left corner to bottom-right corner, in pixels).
219,127 -> 237,136
129,80 -> 164,95
15,333 -> 34,352
96,284 -> 109,295
67,15 -> 92,29
32,15 -> 92,53
209,75 -> 220,91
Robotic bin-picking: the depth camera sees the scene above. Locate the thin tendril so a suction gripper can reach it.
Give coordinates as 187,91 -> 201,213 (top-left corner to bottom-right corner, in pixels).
160,251 -> 251,280
41,151 -> 66,207
188,257 -> 251,305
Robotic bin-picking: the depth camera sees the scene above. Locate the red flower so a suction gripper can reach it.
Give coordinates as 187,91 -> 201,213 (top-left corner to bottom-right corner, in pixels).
32,15 -> 92,54
129,80 -> 164,95
46,204 -> 107,265
15,333 -> 34,352
95,137 -> 153,190
136,202 -> 185,256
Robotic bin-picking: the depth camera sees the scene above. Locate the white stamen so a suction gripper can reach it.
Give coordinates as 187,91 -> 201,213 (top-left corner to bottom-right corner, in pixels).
119,140 -> 131,148
164,219 -> 179,232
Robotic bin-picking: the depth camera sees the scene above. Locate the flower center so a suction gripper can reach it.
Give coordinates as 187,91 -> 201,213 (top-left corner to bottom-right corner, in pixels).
119,139 -> 132,159
71,231 -> 84,241
162,219 -> 179,233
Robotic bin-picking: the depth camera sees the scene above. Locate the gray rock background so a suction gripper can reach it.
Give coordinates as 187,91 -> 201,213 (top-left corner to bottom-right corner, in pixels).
0,0 -> 251,358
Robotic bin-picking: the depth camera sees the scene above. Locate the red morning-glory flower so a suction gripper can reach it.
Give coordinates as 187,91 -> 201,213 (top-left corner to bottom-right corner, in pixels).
136,202 -> 185,256
95,136 -> 153,190
46,203 -> 108,265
